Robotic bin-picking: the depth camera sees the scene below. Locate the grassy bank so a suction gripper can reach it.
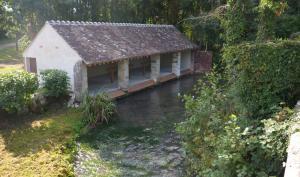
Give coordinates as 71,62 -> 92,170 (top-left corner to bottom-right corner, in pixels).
0,108 -> 82,177
0,41 -> 23,72
0,64 -> 23,72
0,47 -> 21,62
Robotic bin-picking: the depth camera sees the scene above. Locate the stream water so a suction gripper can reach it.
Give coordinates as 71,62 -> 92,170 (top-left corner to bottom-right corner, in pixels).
75,75 -> 200,177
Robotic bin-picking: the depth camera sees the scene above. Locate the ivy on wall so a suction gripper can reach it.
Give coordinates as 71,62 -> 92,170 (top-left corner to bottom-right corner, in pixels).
223,40 -> 300,118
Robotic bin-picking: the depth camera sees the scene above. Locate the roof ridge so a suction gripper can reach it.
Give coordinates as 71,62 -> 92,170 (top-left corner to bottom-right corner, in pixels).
46,20 -> 174,28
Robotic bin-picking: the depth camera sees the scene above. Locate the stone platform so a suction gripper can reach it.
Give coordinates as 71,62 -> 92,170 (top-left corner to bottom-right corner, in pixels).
128,79 -> 155,93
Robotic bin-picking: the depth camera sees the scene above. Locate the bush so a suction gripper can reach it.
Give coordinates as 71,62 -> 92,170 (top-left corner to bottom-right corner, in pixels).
223,40 -> 300,118
176,70 -> 234,176
275,15 -> 300,39
40,69 -> 70,98
0,71 -> 38,113
81,93 -> 116,127
19,35 -> 31,52
177,70 -> 298,176
201,108 -> 295,177
178,41 -> 300,174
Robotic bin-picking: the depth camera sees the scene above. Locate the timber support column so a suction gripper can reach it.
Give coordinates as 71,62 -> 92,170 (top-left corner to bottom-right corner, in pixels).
172,52 -> 181,77
118,60 -> 129,90
150,54 -> 160,82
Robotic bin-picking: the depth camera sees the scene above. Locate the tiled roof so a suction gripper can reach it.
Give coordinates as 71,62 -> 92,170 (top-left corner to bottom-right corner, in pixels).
47,20 -> 198,65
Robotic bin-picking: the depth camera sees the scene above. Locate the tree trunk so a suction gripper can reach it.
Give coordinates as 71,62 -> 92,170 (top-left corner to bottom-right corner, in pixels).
15,37 -> 19,51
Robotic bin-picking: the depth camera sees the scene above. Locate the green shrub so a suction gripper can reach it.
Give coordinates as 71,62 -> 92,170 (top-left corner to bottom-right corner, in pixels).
177,40 -> 300,176
275,15 -> 300,39
177,70 -> 297,176
176,70 -> 234,176
223,40 -> 300,118
40,69 -> 70,98
81,93 -> 116,127
202,108 -> 295,177
0,71 -> 38,113
19,35 -> 31,52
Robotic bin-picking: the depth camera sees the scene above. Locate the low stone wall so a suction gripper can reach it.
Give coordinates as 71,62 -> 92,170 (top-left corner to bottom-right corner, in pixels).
284,101 -> 300,177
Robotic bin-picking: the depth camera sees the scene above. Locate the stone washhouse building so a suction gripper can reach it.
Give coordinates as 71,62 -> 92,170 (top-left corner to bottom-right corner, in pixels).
23,20 -> 198,99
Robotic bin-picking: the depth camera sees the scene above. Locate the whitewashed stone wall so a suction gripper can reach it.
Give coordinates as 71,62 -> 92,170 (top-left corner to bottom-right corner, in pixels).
23,23 -> 82,91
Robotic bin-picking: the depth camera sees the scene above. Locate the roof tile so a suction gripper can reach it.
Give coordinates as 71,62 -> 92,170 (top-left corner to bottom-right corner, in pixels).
48,21 -> 197,65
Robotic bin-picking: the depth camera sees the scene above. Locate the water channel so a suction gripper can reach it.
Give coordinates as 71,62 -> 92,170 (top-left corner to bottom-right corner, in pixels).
75,75 -> 200,177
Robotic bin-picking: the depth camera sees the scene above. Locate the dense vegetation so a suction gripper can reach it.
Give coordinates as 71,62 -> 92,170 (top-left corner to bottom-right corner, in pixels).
0,0 -> 229,52
81,93 -> 116,127
224,40 -> 300,118
177,0 -> 300,176
0,71 -> 38,112
177,41 -> 300,176
40,69 -> 70,98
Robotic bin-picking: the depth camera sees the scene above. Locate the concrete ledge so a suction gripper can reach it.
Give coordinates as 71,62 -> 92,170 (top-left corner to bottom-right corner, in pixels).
158,73 -> 177,83
128,79 -> 155,93
107,89 -> 126,99
284,101 -> 300,177
180,69 -> 193,76
285,132 -> 300,177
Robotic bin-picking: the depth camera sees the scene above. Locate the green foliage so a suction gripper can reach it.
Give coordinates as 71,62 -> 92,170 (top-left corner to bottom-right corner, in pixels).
221,0 -> 254,45
202,108 -> 294,177
256,0 -> 287,41
18,35 -> 31,52
223,40 -> 300,118
40,69 -> 70,98
81,94 -> 116,127
177,69 -> 297,176
183,11 -> 222,50
182,12 -> 224,66
275,15 -> 300,39
176,70 -> 234,175
178,40 -> 300,176
0,70 -> 38,113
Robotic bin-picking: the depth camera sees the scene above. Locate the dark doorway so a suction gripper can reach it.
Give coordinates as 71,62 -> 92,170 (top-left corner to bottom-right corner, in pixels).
28,58 -> 37,73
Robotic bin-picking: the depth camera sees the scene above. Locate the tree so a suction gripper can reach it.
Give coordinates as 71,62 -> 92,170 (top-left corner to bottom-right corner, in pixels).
221,0 -> 254,45
256,0 -> 287,41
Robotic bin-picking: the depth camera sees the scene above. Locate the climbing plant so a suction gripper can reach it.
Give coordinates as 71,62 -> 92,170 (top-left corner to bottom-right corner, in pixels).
223,40 -> 300,118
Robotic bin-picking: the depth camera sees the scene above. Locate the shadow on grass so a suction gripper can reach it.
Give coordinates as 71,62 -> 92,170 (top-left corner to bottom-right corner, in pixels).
0,107 -> 82,157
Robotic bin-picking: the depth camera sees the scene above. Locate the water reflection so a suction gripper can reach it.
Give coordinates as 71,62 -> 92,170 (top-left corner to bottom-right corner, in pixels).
115,75 -> 201,127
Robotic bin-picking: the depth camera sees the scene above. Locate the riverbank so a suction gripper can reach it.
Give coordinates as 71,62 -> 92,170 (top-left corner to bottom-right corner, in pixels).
0,75 -> 200,176
74,75 -> 200,177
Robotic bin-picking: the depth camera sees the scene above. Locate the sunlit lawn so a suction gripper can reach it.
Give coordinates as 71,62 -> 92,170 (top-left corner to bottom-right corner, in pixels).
0,64 -> 23,72
0,108 -> 82,177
